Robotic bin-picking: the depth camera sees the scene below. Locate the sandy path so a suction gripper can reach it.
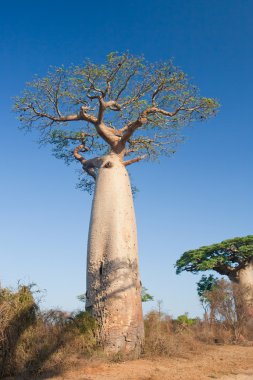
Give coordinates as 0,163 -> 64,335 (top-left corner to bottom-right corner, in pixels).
47,345 -> 253,380
220,375 -> 253,380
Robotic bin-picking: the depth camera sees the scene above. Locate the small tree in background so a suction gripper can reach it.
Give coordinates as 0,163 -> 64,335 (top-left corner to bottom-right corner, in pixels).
200,279 -> 248,341
176,236 -> 253,322
175,313 -> 199,329
197,274 -> 219,321
14,52 -> 218,356
141,287 -> 154,303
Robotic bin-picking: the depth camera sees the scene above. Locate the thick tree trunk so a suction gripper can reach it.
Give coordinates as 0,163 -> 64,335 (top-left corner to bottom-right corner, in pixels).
85,153 -> 144,356
237,261 -> 253,318
230,260 -> 253,320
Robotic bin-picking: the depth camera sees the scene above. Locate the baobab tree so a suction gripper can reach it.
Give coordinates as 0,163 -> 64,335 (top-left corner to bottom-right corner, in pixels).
14,52 -> 218,356
176,236 -> 253,321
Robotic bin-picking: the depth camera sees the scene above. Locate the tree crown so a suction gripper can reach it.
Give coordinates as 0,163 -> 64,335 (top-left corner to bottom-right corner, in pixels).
175,236 -> 253,278
196,274 -> 219,309
197,274 -> 218,299
14,52 -> 219,192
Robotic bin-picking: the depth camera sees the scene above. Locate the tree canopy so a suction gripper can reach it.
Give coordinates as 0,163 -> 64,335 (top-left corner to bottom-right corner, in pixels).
196,274 -> 219,310
197,274 -> 218,300
175,236 -> 253,279
14,52 -> 219,192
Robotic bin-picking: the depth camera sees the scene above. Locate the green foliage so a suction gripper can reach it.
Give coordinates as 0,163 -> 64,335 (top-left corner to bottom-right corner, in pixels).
14,52 -> 219,193
175,235 -> 253,277
197,274 -> 218,299
141,286 -> 154,302
0,283 -> 38,323
77,292 -> 86,303
197,274 -> 219,309
70,310 -> 96,334
175,313 -> 199,326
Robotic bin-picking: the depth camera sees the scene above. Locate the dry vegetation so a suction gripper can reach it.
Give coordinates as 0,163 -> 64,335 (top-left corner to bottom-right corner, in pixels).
0,283 -> 253,379
0,285 -> 98,378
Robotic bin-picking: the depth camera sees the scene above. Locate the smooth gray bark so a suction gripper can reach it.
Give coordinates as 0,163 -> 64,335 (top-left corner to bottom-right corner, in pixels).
237,260 -> 253,318
86,153 -> 144,355
230,260 -> 253,321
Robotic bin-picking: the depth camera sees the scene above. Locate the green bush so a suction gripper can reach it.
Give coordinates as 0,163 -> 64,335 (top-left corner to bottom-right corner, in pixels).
175,313 -> 199,327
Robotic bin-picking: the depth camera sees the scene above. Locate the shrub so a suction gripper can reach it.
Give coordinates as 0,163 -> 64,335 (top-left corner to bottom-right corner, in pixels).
0,284 -> 98,378
0,284 -> 37,377
143,311 -> 201,358
201,279 -> 251,342
175,313 -> 199,328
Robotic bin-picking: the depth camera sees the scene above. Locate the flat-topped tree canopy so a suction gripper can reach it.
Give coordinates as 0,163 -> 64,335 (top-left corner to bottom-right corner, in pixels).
176,236 -> 253,279
14,52 -> 219,192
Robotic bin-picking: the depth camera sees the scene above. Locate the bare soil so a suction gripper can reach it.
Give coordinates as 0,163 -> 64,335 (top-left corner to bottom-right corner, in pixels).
45,345 -> 253,380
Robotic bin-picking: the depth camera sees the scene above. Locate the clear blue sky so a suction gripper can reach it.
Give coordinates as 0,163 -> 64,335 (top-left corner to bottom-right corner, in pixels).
1,0 -> 252,317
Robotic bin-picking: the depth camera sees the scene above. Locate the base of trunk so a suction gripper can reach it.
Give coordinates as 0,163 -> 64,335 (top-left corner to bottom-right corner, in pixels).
86,256 -> 144,356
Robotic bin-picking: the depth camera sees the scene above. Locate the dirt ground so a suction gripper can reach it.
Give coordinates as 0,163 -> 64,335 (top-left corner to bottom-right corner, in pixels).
46,345 -> 253,380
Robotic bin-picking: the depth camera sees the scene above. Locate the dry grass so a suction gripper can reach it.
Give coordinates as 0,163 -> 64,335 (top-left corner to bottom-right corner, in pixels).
0,285 -> 98,379
143,311 -> 202,358
143,309 -> 253,360
1,285 -> 253,379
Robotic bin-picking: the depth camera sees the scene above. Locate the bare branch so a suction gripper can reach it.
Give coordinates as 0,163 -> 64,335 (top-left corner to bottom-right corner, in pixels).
94,121 -> 122,146
104,55 -> 128,96
83,156 -> 102,180
97,98 -> 106,124
72,141 -> 101,180
73,143 -> 87,165
86,72 -> 104,96
123,155 -> 147,166
23,103 -> 98,125
120,105 -> 194,142
94,98 -> 124,146
105,100 -> 122,111
151,83 -> 165,106
54,73 -> 63,117
115,70 -> 137,100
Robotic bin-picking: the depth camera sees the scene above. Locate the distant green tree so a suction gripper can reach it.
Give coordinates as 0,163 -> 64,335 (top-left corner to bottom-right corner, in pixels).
176,236 -> 253,320
175,313 -> 199,327
141,287 -> 154,303
197,275 -> 218,308
196,274 -> 219,319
